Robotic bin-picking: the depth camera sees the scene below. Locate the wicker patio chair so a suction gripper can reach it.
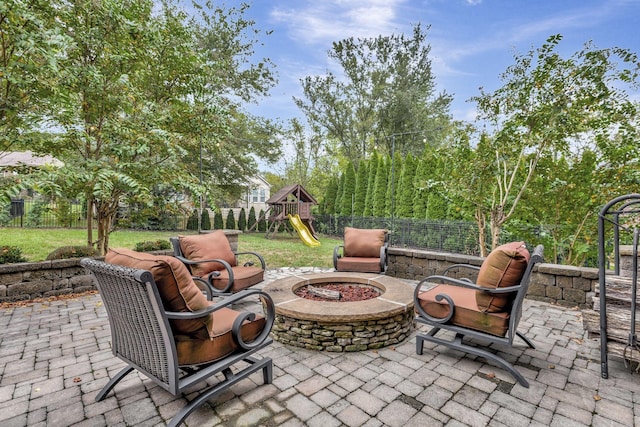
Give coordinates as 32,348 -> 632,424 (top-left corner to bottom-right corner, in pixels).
171,231 -> 266,296
333,227 -> 389,273
81,252 -> 274,427
414,243 -> 544,387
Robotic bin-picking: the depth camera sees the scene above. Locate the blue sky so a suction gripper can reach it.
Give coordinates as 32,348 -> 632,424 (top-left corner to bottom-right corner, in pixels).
192,0 -> 640,124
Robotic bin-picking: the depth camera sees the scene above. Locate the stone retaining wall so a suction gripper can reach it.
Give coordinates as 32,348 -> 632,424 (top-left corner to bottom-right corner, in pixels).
387,247 -> 599,309
1,242 -> 599,308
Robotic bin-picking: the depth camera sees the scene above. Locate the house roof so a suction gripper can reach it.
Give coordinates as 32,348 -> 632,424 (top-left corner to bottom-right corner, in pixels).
266,184 -> 317,205
0,151 -> 63,168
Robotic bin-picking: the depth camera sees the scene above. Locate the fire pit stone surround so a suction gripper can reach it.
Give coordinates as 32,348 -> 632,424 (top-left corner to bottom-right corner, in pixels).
264,272 -> 415,351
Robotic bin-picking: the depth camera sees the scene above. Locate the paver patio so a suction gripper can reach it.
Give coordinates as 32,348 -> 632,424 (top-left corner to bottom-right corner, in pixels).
1,267 -> 639,426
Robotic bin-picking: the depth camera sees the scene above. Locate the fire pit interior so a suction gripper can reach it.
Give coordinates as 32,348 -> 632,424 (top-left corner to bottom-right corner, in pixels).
264,272 -> 415,352
294,283 -> 381,301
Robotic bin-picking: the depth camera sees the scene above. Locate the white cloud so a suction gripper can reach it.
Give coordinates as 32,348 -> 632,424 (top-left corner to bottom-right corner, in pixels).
270,0 -> 408,46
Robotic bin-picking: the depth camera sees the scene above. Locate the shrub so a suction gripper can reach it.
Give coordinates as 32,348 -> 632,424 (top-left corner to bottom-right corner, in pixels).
247,206 -> 257,231
225,209 -> 236,230
46,245 -> 100,260
201,209 -> 211,230
133,240 -> 171,252
186,209 -> 199,230
238,208 -> 247,231
213,209 -> 224,229
0,245 -> 27,264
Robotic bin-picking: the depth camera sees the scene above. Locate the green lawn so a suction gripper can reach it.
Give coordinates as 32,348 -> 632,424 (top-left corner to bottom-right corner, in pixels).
0,228 -> 341,268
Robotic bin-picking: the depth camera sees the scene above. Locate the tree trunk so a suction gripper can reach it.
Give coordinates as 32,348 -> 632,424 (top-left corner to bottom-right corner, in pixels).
475,209 -> 487,257
86,198 -> 93,248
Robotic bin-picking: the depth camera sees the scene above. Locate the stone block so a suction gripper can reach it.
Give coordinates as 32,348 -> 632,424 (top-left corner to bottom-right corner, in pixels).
563,288 -> 586,305
572,277 -> 594,291
546,285 -> 563,300
8,280 -> 52,296
556,276 -> 573,289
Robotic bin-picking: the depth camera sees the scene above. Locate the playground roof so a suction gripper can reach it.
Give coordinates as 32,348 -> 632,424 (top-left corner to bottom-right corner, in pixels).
266,184 -> 317,205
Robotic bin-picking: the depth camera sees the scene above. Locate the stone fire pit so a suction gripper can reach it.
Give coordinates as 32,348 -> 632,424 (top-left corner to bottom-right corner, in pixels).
264,272 -> 415,351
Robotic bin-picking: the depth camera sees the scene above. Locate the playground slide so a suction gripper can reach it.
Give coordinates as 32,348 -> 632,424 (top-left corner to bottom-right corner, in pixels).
288,214 -> 321,247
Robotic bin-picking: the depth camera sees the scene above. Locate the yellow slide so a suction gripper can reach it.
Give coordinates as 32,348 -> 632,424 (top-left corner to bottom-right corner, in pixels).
288,214 -> 321,247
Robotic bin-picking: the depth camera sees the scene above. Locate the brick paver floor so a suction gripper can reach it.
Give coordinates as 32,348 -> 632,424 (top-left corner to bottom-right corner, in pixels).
1,267 -> 639,426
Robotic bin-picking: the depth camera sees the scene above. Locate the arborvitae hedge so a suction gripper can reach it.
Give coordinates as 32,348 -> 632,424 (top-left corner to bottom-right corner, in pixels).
353,160 -> 368,216
397,154 -> 417,218
186,209 -> 199,230
340,161 -> 356,216
201,209 -> 211,230
258,209 -> 267,232
225,209 -> 236,230
247,206 -> 257,231
363,152 -> 378,216
238,208 -> 247,231
372,156 -> 388,217
213,209 -> 224,229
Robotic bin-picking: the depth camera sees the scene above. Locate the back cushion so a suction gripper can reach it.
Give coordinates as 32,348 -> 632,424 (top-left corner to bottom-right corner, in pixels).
344,227 -> 386,258
476,241 -> 530,313
178,231 -> 237,277
105,248 -> 214,338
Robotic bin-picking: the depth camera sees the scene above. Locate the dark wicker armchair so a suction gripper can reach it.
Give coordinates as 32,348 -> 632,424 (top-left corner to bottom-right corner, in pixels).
81,250 -> 274,427
414,243 -> 544,387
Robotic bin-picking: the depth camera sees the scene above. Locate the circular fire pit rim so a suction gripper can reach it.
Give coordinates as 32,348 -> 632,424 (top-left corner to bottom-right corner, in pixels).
264,272 -> 415,322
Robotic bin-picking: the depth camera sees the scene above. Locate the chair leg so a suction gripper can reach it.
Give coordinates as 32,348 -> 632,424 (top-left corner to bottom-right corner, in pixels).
416,330 -> 530,388
168,357 -> 272,427
516,331 -> 536,349
416,326 -> 441,355
96,366 -> 135,401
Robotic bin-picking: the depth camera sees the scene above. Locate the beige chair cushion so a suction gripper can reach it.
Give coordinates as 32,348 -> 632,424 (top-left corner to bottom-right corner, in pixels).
105,248 -> 214,339
178,231 -> 237,277
416,284 -> 510,337
476,241 -> 530,312
344,227 -> 386,258
175,307 -> 265,366
336,257 -> 382,273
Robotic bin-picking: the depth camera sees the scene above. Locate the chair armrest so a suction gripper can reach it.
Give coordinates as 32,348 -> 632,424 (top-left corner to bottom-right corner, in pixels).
235,251 -> 266,269
175,255 -> 235,293
165,289 -> 275,350
333,245 -> 344,269
193,277 -> 217,301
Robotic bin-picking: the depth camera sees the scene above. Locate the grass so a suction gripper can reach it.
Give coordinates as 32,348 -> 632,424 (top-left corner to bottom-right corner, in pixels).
0,228 -> 342,268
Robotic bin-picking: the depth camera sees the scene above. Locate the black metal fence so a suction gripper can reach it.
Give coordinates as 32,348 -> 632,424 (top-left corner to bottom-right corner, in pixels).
314,214 -> 484,256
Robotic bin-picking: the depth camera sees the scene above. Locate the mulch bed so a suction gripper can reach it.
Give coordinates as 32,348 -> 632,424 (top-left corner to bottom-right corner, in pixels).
0,290 -> 99,309
294,283 -> 381,302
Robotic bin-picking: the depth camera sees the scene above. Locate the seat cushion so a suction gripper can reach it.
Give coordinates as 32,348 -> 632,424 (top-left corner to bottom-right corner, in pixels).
209,266 -> 264,292
178,231 -> 237,277
175,307 -> 266,366
336,256 -> 382,273
105,248 -> 214,338
476,242 -> 530,313
343,227 -> 386,257
416,284 -> 510,337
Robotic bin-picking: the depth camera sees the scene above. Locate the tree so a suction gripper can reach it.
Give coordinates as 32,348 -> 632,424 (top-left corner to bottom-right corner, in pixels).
353,160 -> 368,216
247,206 -> 257,231
294,24 -> 452,166
371,156 -> 388,217
225,209 -> 236,230
363,152 -> 379,217
201,209 -> 212,230
19,0 -> 278,254
339,161 -> 356,216
238,207 -> 247,231
321,177 -> 339,215
0,0 -> 67,154
396,154 -> 416,218
385,151 -> 403,218
213,209 -> 224,230
463,34 -> 640,254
